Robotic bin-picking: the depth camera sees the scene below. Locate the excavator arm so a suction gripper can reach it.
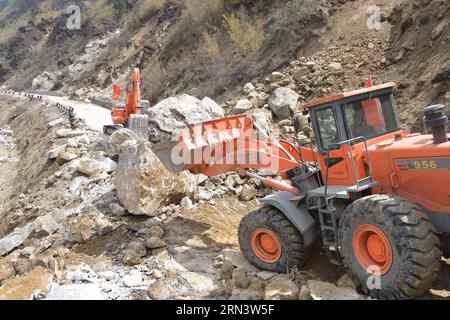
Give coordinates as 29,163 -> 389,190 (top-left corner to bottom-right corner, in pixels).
107,67 -> 149,138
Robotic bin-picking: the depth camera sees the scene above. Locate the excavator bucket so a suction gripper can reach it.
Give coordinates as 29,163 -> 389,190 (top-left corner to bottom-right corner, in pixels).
128,114 -> 149,139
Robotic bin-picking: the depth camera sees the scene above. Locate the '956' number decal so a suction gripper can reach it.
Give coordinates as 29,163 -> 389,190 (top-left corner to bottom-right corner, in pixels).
396,158 -> 450,170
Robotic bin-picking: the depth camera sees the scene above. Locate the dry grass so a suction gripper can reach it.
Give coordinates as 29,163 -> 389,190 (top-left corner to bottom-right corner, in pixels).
223,13 -> 264,56
0,24 -> 17,45
138,0 -> 166,21
201,31 -> 221,58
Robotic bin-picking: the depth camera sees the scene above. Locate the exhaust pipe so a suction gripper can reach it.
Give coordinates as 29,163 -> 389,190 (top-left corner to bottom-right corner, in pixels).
423,104 -> 448,144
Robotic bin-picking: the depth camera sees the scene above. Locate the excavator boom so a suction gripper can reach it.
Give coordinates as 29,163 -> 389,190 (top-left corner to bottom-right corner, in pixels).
105,68 -> 149,138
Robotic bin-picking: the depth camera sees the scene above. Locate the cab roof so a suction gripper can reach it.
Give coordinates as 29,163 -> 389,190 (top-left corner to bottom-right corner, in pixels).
299,82 -> 396,109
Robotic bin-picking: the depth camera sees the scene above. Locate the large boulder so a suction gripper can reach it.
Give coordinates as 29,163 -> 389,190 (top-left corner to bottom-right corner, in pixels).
268,87 -> 299,119
107,129 -> 138,158
307,280 -> 364,300
263,274 -> 300,300
115,142 -> 198,216
31,71 -> 59,91
148,94 -> 224,143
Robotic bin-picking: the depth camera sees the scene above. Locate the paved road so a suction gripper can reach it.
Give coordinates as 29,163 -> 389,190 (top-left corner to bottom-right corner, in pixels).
42,95 -> 113,132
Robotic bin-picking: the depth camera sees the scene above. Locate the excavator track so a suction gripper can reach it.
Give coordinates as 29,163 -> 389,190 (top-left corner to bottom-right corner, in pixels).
128,114 -> 149,139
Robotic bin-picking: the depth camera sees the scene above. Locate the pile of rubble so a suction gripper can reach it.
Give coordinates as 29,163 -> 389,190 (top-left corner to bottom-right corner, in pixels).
218,36 -> 388,143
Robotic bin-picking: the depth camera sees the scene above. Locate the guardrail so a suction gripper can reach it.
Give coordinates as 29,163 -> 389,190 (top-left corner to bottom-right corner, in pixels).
0,89 -> 76,128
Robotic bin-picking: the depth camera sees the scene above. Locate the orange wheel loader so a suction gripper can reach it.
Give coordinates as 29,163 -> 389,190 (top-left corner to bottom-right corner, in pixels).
152,80 -> 450,299
103,67 -> 149,138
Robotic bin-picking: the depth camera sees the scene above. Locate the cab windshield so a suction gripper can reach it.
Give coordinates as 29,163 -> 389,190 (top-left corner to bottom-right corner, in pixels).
341,93 -> 400,140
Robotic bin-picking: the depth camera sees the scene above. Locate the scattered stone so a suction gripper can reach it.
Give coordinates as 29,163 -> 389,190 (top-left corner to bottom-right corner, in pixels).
336,273 -> 356,290
148,282 -> 170,300
47,145 -> 67,159
148,226 -> 164,239
298,285 -> 312,300
144,237 -> 166,250
32,214 -> 60,238
91,171 -> 109,183
232,99 -> 253,115
0,223 -> 34,256
109,203 -> 126,216
266,72 -> 283,83
0,267 -> 53,300
180,196 -> 194,209
257,271 -> 277,281
123,270 -> 143,287
224,174 -> 242,189
67,216 -> 96,244
194,187 -> 213,201
56,151 -> 78,165
229,288 -> 264,300
98,157 -> 117,173
77,159 -> 103,177
223,249 -> 258,271
307,280 -> 364,300
243,83 -> 255,95
263,274 -> 299,300
239,185 -> 258,201
127,240 -> 147,258
232,268 -> 251,289
268,87 -> 299,119
94,217 -> 113,236
220,261 -> 235,280
122,250 -> 142,266
46,283 -> 104,300
329,62 -> 343,71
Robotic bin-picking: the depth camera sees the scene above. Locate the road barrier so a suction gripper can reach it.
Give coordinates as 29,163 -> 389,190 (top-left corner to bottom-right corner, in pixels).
1,89 -> 75,127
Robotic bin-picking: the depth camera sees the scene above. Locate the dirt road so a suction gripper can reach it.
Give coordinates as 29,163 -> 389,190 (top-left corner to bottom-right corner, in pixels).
41,95 -> 112,132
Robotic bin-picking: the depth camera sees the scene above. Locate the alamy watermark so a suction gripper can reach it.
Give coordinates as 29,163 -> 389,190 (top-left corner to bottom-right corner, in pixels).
66,5 -> 81,30
366,265 -> 382,290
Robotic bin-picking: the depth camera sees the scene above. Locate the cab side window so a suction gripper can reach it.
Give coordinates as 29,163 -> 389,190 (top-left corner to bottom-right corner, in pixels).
316,107 -> 339,150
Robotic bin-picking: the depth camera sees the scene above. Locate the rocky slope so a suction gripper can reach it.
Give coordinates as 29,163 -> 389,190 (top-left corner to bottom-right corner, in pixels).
0,0 -> 449,301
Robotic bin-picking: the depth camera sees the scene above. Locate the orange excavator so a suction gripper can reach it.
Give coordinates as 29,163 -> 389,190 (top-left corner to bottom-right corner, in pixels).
153,78 -> 450,299
103,68 -> 149,138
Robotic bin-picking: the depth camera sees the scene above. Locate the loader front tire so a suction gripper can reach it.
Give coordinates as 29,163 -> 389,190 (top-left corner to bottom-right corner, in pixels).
238,205 -> 309,272
339,195 -> 442,300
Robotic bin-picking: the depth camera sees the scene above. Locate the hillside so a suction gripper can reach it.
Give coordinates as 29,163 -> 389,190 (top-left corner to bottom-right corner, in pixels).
0,0 -> 338,102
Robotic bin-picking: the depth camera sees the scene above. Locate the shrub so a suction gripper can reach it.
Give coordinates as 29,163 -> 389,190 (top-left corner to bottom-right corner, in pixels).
201,31 -> 221,58
223,13 -> 264,56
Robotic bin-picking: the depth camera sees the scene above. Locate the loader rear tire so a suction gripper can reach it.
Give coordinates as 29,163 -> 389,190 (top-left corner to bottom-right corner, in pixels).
238,205 -> 310,272
338,195 -> 442,300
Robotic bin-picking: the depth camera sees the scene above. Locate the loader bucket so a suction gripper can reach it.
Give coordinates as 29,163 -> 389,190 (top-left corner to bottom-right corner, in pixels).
151,115 -> 255,175
151,140 -> 188,173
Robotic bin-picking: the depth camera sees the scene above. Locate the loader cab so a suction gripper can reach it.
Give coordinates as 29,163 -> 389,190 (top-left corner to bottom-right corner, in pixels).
302,83 -> 401,188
